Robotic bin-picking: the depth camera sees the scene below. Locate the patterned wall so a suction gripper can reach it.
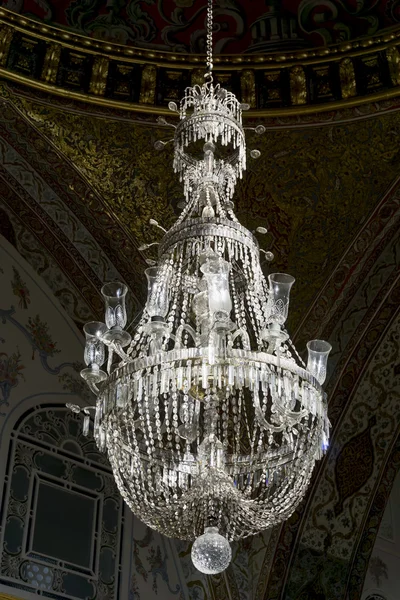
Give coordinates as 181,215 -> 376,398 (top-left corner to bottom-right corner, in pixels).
263,172 -> 400,600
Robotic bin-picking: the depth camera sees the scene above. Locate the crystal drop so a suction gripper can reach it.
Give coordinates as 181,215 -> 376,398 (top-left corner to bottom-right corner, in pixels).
154,140 -> 165,151
83,414 -> 90,437
191,528 -> 232,574
255,124 -> 266,135
264,251 -> 274,262
202,205 -> 215,218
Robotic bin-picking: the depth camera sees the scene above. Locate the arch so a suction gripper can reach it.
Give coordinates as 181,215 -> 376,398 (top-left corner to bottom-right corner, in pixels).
0,235 -> 133,599
262,174 -> 400,600
364,593 -> 391,600
0,404 -> 123,599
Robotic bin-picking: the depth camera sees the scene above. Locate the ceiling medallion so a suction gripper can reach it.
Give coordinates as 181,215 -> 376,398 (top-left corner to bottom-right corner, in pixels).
69,0 -> 331,575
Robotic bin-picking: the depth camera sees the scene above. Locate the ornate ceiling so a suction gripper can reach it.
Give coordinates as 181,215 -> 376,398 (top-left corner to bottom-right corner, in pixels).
1,0 -> 400,52
1,79 -> 399,334
0,4 -> 399,599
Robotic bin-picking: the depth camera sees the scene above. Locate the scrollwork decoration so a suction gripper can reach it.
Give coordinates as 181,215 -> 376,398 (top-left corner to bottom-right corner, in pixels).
386,45 -> 400,86
89,55 -> 109,96
290,65 -> 307,105
0,24 -> 13,67
241,69 -> 256,107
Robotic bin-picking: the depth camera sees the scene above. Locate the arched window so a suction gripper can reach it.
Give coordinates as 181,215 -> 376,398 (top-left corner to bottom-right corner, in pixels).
0,406 -> 124,599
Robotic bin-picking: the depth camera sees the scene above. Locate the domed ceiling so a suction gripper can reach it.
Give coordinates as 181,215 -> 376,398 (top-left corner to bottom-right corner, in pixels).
1,0 -> 400,53
0,78 -> 399,600
0,3 -> 400,598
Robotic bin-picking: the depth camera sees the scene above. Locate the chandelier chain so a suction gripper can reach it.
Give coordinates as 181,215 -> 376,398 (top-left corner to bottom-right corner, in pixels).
206,0 -> 213,77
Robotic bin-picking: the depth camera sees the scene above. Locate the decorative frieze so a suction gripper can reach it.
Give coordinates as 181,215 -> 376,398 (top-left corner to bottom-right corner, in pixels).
1,7 -> 400,113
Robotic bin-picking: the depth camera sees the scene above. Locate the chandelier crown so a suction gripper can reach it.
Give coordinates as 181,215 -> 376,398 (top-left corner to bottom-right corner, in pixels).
172,80 -> 246,207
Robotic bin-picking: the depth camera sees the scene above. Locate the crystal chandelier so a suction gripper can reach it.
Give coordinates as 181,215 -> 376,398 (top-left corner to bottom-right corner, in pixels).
69,0 -> 332,575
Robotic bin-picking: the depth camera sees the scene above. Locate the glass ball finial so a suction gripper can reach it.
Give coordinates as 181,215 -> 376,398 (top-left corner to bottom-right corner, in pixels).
191,527 -> 232,574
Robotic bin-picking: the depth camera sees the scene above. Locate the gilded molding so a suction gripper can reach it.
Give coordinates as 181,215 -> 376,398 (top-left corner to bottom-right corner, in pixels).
290,65 -> 307,105
241,70 -> 256,107
2,7 -> 400,67
1,7 -> 400,114
4,65 -> 400,118
340,58 -> 357,99
0,23 -> 13,67
139,64 -> 156,104
89,55 -> 109,96
41,43 -> 61,84
386,45 -> 400,86
191,68 -> 205,88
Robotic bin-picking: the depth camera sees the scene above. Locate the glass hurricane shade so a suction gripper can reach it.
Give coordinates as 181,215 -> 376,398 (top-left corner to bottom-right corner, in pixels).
101,282 -> 128,329
83,322 -> 108,367
306,339 -> 332,385
191,527 -> 232,575
267,273 -> 295,325
145,267 -> 170,319
200,257 -> 232,320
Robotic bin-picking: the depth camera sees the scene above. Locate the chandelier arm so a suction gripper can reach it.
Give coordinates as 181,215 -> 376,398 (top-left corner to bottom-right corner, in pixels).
109,341 -> 130,362
87,380 -> 100,395
107,347 -> 113,375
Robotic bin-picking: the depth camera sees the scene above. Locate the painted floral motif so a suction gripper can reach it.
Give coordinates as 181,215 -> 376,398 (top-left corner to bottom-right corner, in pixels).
26,315 -> 60,358
11,267 -> 31,309
0,349 -> 25,405
129,573 -> 140,600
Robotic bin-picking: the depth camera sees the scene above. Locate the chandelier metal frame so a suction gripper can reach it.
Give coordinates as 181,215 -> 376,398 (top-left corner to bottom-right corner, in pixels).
68,0 -> 332,575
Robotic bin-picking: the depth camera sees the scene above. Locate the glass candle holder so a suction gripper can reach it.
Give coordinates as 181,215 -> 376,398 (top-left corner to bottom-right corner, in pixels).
145,267 -> 170,319
268,273 -> 295,325
83,322 -> 108,368
307,339 -> 332,385
101,282 -> 128,329
200,257 -> 232,320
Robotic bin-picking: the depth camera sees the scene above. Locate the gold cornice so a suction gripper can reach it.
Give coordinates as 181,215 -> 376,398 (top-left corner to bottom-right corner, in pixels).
2,7 -> 400,114
0,594 -> 20,599
1,7 -> 400,68
3,65 -> 400,117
